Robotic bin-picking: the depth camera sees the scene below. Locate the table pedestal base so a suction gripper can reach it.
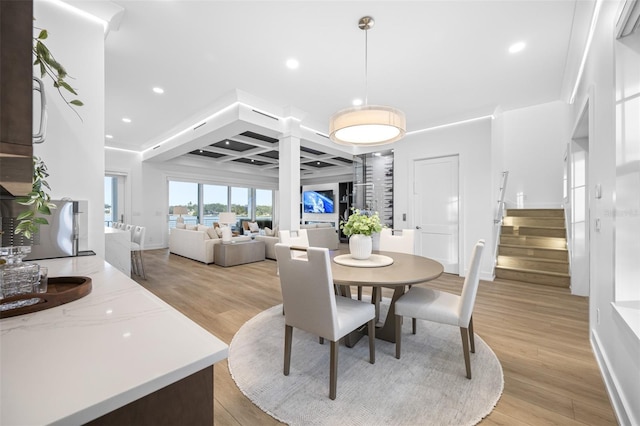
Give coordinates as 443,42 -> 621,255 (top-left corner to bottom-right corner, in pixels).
342,286 -> 405,348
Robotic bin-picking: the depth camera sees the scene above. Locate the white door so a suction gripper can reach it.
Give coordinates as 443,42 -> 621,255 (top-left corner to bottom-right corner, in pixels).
413,155 -> 459,274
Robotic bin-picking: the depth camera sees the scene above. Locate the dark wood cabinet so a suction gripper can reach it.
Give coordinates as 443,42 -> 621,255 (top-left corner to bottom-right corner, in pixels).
0,0 -> 34,196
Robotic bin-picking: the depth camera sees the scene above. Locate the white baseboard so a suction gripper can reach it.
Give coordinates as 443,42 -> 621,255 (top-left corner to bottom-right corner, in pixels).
141,243 -> 166,251
481,272 -> 495,281
591,329 -> 636,426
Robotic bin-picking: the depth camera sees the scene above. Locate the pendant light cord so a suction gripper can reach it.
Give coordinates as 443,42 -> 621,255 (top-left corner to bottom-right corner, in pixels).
364,26 -> 369,106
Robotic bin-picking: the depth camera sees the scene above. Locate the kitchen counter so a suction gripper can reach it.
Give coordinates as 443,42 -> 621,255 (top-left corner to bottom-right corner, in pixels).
0,255 -> 228,425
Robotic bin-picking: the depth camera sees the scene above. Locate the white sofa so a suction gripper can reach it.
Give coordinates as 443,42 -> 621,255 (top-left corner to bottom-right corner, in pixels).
169,226 -> 250,264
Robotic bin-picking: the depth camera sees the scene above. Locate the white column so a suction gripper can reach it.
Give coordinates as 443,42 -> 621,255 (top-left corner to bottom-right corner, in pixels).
279,116 -> 302,231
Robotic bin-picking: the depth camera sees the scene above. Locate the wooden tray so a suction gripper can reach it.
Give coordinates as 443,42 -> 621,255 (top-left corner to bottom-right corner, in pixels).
0,276 -> 92,319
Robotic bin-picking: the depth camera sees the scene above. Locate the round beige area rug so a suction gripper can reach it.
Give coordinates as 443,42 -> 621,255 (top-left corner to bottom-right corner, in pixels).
229,302 -> 503,426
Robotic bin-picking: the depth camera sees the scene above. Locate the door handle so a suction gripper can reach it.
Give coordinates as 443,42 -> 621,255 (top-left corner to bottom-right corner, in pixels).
415,226 -> 422,229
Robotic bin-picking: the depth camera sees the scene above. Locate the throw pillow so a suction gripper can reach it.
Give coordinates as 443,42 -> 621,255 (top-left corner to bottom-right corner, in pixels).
215,227 -> 223,238
264,226 -> 273,236
186,224 -> 197,231
197,224 -> 209,232
248,221 -> 260,232
176,223 -> 186,229
206,227 -> 219,239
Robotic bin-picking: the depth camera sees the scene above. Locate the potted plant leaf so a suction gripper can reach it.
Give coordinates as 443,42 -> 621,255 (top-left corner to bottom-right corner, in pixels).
14,156 -> 57,239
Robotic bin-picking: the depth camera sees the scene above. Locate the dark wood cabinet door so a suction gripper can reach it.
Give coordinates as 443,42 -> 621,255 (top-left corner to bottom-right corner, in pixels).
0,0 -> 34,195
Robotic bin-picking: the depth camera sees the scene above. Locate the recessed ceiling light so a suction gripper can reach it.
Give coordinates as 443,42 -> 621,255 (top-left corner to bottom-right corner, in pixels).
152,87 -> 164,94
122,117 -> 131,123
251,159 -> 255,162
105,134 -> 113,139
199,149 -> 203,153
225,140 -> 230,145
286,58 -> 299,69
352,98 -> 363,106
508,41 -> 526,54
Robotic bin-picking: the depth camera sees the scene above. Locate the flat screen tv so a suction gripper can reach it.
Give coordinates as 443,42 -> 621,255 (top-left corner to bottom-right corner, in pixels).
303,190 -> 334,214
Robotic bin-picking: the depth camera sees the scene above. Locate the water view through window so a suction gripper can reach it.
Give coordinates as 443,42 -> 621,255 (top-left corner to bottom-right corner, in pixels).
169,181 -> 273,230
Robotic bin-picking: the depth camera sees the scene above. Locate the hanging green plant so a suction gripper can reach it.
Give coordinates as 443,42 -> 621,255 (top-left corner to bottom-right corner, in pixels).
33,26 -> 83,120
14,157 -> 57,239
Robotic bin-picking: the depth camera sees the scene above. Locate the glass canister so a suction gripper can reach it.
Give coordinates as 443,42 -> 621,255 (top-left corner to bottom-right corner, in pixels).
0,246 -> 41,310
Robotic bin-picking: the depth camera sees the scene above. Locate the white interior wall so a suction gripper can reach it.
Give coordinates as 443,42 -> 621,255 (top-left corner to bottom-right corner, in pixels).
570,1 -> 640,424
394,119 -> 494,279
502,101 -> 569,208
33,1 -> 105,258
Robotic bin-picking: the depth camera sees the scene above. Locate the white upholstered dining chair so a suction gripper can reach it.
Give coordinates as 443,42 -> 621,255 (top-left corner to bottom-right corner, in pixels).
379,228 -> 415,254
278,229 -> 310,249
275,243 -> 376,400
368,229 -> 416,326
277,229 -> 310,277
394,239 -> 485,379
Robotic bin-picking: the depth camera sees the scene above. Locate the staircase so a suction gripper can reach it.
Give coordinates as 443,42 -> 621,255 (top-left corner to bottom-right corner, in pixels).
495,208 -> 570,287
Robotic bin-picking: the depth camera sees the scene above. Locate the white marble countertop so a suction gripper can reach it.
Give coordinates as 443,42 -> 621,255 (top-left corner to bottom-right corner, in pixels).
0,255 -> 228,425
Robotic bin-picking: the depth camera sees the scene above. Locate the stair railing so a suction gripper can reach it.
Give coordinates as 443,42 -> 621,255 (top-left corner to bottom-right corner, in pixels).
491,171 -> 509,276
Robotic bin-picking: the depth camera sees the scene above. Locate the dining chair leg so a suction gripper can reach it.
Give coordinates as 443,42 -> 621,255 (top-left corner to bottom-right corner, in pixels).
284,325 -> 293,376
372,287 -> 380,322
329,340 -> 338,400
137,250 -> 146,279
468,316 -> 475,353
130,252 -> 137,276
367,319 -> 375,364
357,286 -> 363,300
319,337 -> 324,344
412,318 -> 417,334
460,327 -> 472,379
395,314 -> 402,359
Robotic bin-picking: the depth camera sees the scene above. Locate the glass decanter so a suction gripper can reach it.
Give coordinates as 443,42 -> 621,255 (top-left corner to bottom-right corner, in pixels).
0,246 -> 41,310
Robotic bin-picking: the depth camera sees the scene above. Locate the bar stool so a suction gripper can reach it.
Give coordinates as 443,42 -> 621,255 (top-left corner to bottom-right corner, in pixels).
131,225 -> 146,279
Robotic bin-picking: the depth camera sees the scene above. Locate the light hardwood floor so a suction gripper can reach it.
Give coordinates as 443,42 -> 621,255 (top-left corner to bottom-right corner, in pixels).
133,248 -> 617,425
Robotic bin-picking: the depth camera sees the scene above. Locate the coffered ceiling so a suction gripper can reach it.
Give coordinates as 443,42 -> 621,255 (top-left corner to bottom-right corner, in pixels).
96,0 -> 590,178
188,130 -> 355,178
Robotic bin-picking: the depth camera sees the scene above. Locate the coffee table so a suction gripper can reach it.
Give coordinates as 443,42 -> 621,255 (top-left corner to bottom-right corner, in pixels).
214,240 -> 265,267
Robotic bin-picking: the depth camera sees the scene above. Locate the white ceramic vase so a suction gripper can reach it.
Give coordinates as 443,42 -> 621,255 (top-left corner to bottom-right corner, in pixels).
349,234 -> 372,260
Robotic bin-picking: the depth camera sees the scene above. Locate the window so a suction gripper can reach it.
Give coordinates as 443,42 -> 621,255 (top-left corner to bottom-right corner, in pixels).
202,184 -> 227,226
168,181 -> 274,230
231,187 -> 250,229
256,189 -> 273,221
169,181 -> 198,227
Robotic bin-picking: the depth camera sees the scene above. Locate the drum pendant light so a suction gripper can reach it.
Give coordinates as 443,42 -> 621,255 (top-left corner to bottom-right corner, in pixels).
329,16 -> 406,146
